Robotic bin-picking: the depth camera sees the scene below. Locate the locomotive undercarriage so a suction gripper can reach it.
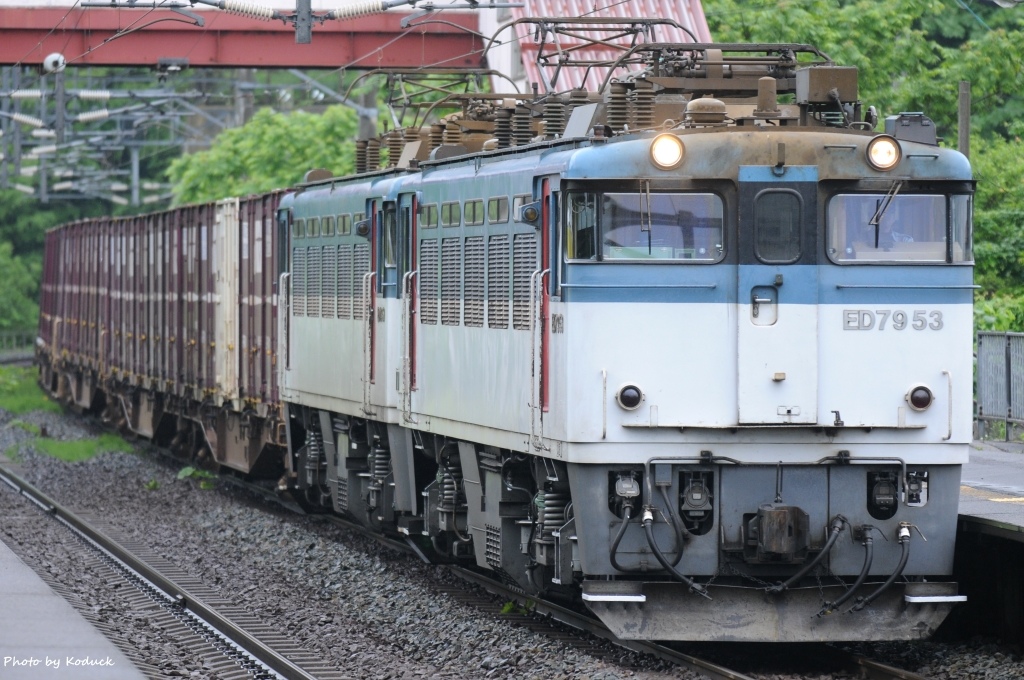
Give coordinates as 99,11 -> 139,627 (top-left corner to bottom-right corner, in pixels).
284,403 -> 962,641
39,359 -> 286,478
36,351 -> 963,641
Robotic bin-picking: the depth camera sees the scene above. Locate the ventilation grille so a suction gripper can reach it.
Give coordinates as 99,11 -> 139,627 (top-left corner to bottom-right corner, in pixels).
485,524 -> 501,569
419,238 -> 438,325
338,244 -> 353,319
322,245 -> 337,319
306,246 -> 321,317
487,235 -> 509,329
441,237 -> 461,326
464,236 -> 484,327
291,247 -> 306,316
512,233 -> 536,330
336,477 -> 348,512
354,243 -> 370,320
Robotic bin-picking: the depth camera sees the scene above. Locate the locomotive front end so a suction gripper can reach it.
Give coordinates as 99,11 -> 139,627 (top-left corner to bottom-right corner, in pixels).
548,50 -> 972,641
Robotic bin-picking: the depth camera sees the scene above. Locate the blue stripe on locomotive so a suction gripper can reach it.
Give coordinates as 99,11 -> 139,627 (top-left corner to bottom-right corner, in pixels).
561,264 -> 973,305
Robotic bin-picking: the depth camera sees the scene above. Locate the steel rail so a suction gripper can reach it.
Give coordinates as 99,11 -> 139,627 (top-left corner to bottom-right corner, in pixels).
0,463 -> 319,680
841,651 -> 933,680
447,564 -> 756,680
40,454 -> 922,680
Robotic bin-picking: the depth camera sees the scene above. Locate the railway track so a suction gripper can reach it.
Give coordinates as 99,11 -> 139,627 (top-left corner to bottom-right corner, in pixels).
0,351 -> 34,366
224,475 -> 930,680
0,454 -> 935,680
0,464 -> 345,680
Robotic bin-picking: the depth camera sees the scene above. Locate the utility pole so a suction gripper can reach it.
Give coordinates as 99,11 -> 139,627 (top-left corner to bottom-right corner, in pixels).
958,80 -> 970,159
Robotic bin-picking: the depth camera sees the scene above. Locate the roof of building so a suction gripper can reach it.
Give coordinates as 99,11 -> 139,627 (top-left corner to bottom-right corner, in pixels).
506,0 -> 712,92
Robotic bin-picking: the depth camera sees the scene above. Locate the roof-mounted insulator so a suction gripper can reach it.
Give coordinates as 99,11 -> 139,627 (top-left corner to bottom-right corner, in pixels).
355,140 -> 369,174
428,122 -> 444,151
494,108 -> 512,149
386,129 -> 404,168
512,106 -> 532,146
543,99 -> 566,138
631,80 -> 655,131
607,82 -> 628,134
366,137 -> 381,171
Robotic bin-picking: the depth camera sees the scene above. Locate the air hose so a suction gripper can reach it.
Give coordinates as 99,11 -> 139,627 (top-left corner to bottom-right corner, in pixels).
848,525 -> 911,612
767,515 -> 847,595
818,528 -> 874,616
642,508 -> 711,600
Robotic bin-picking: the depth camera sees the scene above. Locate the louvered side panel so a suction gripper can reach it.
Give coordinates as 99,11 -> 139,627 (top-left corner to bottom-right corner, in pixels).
512,232 -> 536,330
487,234 -> 509,329
337,244 -> 353,319
419,238 -> 438,325
292,247 -> 306,316
307,246 -> 321,318
441,237 -> 461,326
322,245 -> 337,319
353,243 -> 370,320
464,236 -> 484,327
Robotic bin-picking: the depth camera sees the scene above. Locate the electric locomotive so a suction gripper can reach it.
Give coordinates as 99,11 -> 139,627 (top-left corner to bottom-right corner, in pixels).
38,36 -> 973,643
278,41 -> 972,642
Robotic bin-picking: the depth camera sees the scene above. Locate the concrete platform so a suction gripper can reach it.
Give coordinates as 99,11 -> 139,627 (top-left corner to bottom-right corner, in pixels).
0,538 -> 144,680
960,439 -> 1024,542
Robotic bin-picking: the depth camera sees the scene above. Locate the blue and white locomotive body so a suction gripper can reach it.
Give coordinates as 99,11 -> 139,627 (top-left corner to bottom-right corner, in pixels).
276,47 -> 972,642
34,41 -> 973,644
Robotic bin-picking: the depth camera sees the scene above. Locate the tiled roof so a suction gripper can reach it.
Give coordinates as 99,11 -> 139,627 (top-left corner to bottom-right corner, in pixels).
509,0 -> 711,92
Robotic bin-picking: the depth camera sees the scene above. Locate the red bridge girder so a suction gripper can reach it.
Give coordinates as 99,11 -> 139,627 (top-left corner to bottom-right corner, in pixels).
0,7 -> 483,69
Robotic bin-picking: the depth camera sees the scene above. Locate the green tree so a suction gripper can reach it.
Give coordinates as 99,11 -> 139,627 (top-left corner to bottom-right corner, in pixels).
166,105 -> 359,205
0,241 -> 39,331
707,0 -> 1024,330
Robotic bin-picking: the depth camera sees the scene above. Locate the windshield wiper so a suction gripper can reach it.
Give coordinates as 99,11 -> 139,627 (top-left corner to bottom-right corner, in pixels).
641,179 -> 653,254
868,180 -> 903,247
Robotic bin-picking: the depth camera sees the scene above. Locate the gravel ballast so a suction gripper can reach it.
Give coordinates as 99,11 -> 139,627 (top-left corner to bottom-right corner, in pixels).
1,406 -> 1022,679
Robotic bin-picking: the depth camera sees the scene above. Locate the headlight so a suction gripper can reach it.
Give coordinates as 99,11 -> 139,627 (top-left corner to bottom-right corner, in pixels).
616,384 -> 644,410
866,135 -> 902,171
650,134 -> 684,170
906,385 -> 933,411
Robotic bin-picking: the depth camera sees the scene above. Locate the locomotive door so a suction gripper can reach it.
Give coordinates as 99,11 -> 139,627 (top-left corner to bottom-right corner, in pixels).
398,193 -> 417,421
362,200 -> 379,415
736,167 -> 819,424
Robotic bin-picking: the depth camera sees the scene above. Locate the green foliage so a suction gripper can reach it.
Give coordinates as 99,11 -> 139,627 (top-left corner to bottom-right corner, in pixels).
33,433 -> 133,463
0,366 -> 61,414
707,1 -> 1024,330
144,479 -> 160,491
177,465 -> 217,489
8,420 -> 41,435
0,189 -> 107,332
166,106 -> 359,205
0,242 -> 40,332
499,600 -> 533,615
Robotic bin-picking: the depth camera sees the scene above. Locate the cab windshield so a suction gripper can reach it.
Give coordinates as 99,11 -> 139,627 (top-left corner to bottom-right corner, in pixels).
827,193 -> 972,263
564,191 -> 724,262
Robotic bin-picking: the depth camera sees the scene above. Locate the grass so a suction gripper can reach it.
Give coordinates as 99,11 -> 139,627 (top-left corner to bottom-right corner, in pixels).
8,419 -> 40,435
32,433 -> 134,463
0,365 -> 135,464
0,365 -> 61,415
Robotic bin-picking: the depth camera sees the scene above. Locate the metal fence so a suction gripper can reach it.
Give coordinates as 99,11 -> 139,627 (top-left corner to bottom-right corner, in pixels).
0,330 -> 34,352
976,332 -> 1024,439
